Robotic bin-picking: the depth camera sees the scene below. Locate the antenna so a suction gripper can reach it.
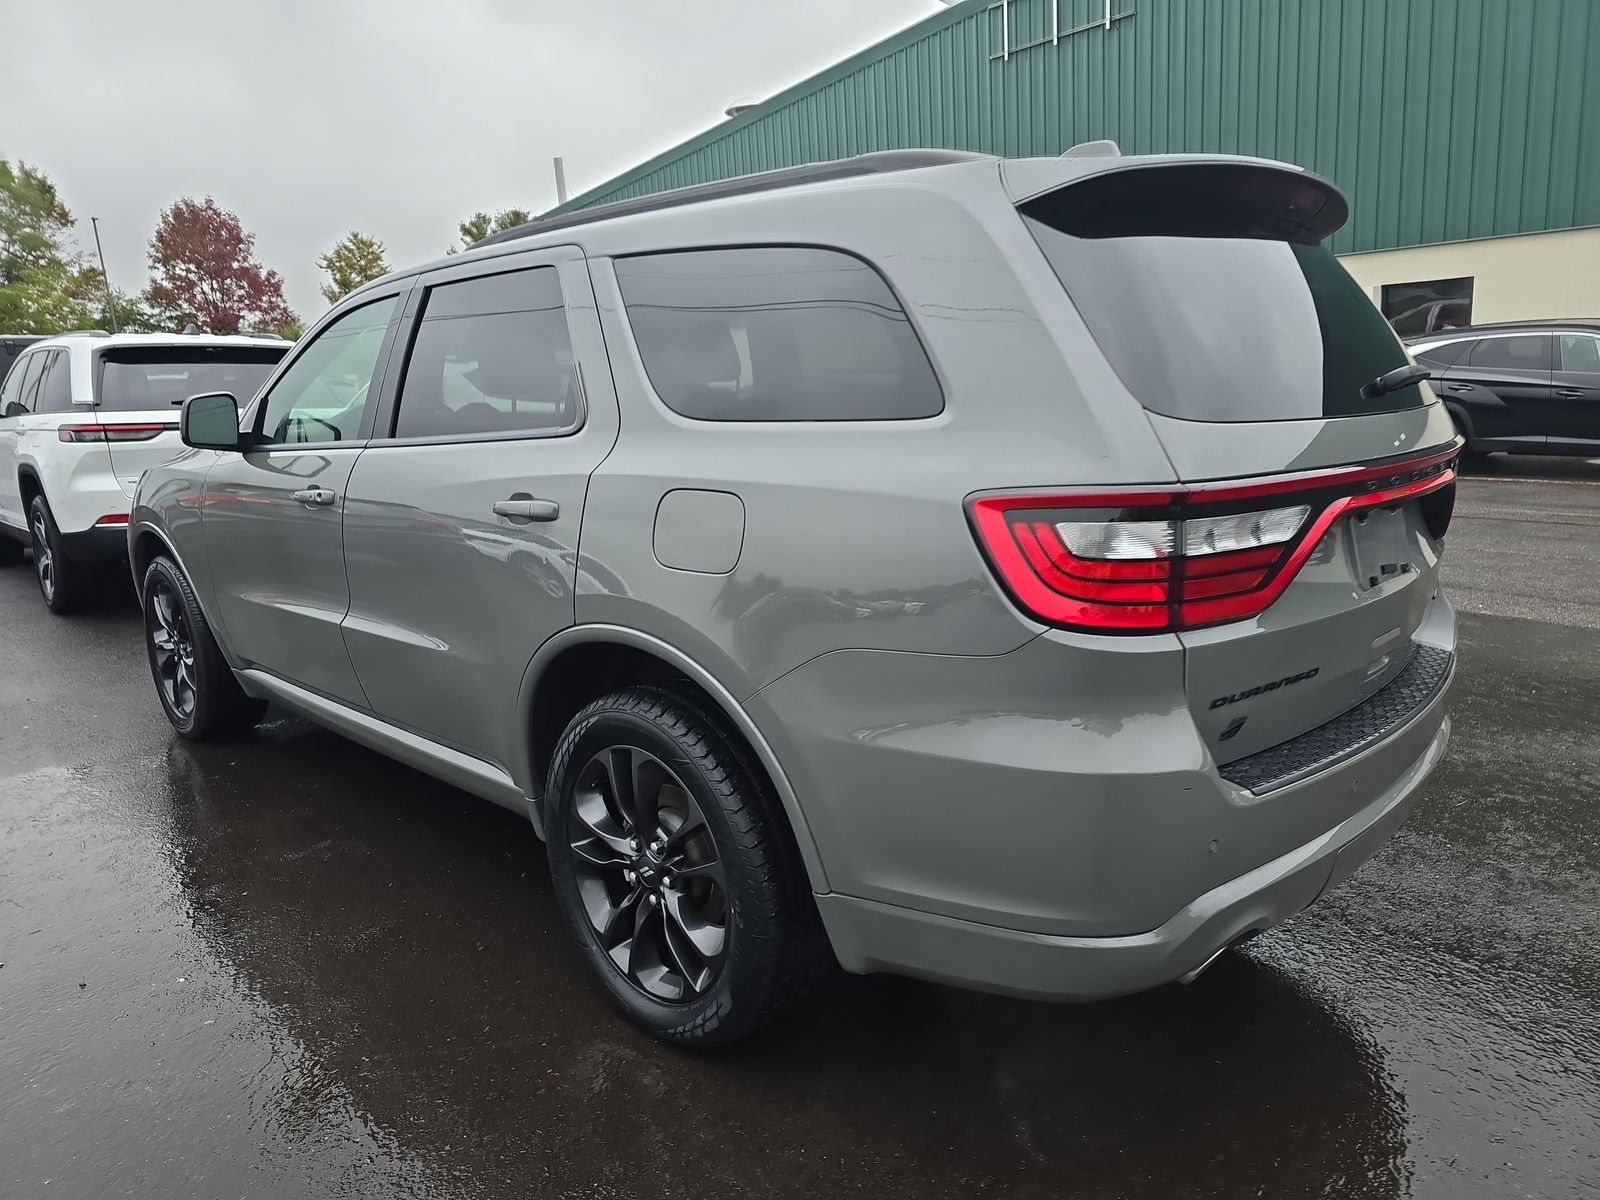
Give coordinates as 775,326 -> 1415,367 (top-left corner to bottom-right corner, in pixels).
90,217 -> 120,333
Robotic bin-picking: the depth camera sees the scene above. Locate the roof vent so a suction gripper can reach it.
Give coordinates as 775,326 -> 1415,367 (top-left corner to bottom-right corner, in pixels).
1062,139 -> 1121,158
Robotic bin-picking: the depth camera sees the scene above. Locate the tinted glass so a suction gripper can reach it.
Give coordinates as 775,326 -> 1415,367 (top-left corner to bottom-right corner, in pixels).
1412,339 -> 1470,369
9,352 -> 46,416
0,352 -> 28,417
1558,334 -> 1600,373
35,350 -> 73,412
1027,217 -> 1426,421
97,347 -> 285,412
616,247 -> 942,421
1468,335 -> 1550,372
393,268 -> 578,439
257,297 -> 396,445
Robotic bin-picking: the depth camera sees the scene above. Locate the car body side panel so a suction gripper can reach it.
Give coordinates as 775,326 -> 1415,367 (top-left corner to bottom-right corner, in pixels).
575,179 -> 1179,696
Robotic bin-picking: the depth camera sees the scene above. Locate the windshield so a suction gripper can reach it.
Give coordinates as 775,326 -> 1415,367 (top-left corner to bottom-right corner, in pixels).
95,346 -> 286,412
1022,167 -> 1428,422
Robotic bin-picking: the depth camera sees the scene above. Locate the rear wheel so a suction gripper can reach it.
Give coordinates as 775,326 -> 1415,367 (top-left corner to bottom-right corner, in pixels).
142,555 -> 266,739
27,494 -> 88,614
545,687 -> 830,1046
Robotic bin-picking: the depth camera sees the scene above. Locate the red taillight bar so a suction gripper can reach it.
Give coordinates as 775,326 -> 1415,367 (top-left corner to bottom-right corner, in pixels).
94,514 -> 129,528
969,447 -> 1458,635
59,423 -> 175,443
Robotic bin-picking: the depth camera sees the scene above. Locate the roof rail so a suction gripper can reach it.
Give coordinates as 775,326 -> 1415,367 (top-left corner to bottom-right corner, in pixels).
59,329 -> 113,338
476,149 -> 994,248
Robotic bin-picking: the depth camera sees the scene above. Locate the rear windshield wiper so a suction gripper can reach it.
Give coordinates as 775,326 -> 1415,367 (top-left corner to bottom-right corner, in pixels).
1361,363 -> 1431,400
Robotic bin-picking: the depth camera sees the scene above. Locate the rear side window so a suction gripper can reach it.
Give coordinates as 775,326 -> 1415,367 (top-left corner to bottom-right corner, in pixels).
615,246 -> 942,421
1560,334 -> 1600,373
1411,340 -> 1470,370
1022,163 -> 1427,422
1467,335 -> 1550,371
392,267 -> 579,440
36,351 -> 73,413
96,346 -> 287,411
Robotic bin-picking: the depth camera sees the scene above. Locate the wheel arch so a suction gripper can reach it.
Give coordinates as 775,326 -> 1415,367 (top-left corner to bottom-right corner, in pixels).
517,625 -> 831,892
17,463 -> 43,507
1442,400 -> 1477,447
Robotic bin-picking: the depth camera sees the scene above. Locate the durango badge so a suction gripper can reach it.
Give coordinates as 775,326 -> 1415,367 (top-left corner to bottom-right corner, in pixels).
1209,668 -> 1321,709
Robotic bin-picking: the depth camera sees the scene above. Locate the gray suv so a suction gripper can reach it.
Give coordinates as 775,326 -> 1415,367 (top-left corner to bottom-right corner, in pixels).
130,149 -> 1459,1046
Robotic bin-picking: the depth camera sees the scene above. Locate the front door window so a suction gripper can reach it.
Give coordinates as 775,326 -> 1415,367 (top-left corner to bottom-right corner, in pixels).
255,297 -> 397,444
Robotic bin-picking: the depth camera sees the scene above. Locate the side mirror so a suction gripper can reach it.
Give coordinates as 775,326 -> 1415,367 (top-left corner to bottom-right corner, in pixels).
181,392 -> 242,450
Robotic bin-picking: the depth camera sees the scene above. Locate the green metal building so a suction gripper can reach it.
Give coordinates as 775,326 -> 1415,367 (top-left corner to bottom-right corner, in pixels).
553,0 -> 1600,330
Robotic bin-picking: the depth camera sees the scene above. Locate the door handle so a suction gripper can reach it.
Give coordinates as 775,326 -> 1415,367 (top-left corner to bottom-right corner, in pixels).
291,487 -> 336,507
1556,388 -> 1586,399
493,496 -> 560,522
1446,384 -> 1474,392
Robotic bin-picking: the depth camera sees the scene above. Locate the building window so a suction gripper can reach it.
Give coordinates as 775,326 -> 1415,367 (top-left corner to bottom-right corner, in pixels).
1381,278 -> 1474,337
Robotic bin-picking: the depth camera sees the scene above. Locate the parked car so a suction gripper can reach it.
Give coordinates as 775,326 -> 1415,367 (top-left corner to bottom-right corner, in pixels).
129,149 -> 1459,1046
0,331 -> 289,612
2,334 -> 47,387
1408,320 -> 1600,457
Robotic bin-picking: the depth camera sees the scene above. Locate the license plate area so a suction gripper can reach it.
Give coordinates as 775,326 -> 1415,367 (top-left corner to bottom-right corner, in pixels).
1349,504 -> 1416,591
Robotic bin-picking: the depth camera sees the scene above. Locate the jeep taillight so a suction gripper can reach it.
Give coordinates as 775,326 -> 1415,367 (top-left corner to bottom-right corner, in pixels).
59,423 -> 174,443
969,447 -> 1459,634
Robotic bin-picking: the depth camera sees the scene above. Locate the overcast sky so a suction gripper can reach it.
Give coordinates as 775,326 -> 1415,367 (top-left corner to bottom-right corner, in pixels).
3,0 -> 940,319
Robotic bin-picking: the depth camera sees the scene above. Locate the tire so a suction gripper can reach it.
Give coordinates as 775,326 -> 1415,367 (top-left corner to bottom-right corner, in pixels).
1449,412 -> 1488,461
27,494 -> 89,614
546,686 -> 830,1047
141,555 -> 266,739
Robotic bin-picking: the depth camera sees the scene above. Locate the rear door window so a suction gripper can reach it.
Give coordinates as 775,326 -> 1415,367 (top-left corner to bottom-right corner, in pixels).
0,353 -> 31,416
1558,334 -> 1600,374
1022,163 -> 1427,422
1467,336 -> 1551,372
615,246 -> 942,421
96,346 -> 287,412
391,267 -> 580,439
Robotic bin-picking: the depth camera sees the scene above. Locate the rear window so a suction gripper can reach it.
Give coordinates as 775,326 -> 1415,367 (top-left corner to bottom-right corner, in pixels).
615,246 -> 942,421
95,346 -> 286,412
1022,164 -> 1427,422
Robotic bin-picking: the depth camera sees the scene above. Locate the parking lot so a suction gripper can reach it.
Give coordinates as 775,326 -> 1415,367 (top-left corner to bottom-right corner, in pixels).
1,458 -> 1597,1200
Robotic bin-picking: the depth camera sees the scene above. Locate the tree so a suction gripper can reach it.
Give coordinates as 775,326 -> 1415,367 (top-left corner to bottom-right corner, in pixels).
449,208 -> 532,252
318,230 -> 389,304
146,197 -> 296,336
0,160 -> 98,333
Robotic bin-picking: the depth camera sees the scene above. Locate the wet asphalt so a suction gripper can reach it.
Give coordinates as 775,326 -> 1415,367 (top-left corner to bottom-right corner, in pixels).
2,458 -> 1598,1200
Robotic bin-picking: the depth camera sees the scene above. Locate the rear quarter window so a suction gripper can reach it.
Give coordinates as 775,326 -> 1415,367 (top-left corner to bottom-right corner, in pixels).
615,246 -> 943,421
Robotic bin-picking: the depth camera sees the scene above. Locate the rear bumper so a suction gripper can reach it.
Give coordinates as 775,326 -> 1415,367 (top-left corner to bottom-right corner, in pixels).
57,524 -> 130,564
817,704 -> 1451,1001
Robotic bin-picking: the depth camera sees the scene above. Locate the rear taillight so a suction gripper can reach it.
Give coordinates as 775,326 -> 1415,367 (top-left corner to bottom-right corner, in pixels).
969,448 -> 1458,634
58,423 -> 174,443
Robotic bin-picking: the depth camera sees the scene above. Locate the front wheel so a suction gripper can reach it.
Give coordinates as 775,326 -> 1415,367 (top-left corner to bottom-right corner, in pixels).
545,687 -> 830,1046
142,556 -> 266,739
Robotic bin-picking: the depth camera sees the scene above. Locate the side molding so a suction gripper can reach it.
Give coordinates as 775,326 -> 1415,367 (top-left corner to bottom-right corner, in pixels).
516,624 -> 831,892
240,669 -> 530,815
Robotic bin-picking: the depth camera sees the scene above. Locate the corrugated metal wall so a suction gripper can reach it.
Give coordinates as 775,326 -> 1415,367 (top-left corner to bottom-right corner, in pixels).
551,0 -> 1600,256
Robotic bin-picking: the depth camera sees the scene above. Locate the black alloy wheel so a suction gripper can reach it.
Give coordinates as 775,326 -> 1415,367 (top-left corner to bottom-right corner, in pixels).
566,745 -> 728,1002
147,575 -> 198,721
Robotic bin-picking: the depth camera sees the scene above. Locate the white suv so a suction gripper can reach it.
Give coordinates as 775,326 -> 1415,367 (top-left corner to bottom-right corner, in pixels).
0,331 -> 288,612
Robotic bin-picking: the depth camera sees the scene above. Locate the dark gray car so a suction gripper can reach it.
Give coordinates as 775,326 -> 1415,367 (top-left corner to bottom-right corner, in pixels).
129,149 -> 1459,1045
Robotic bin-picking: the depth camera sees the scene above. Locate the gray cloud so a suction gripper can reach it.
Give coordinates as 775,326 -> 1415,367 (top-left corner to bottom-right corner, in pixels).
2,0 -> 936,319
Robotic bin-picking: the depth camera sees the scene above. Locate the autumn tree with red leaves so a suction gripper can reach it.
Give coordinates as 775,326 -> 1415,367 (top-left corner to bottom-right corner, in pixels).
147,197 -> 296,335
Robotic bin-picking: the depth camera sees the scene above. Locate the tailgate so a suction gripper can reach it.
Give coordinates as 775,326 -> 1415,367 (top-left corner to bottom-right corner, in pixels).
1014,155 -> 1462,766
